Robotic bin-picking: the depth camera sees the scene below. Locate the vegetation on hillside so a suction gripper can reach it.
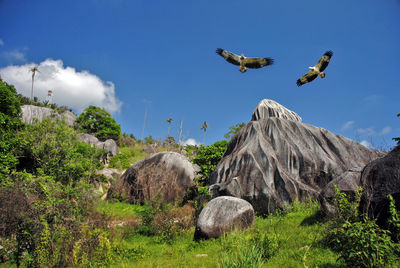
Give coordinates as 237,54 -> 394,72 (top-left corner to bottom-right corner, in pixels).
1,77 -> 400,267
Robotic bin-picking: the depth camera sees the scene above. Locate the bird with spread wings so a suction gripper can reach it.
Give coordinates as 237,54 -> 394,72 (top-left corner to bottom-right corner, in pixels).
296,51 -> 333,86
216,48 -> 274,73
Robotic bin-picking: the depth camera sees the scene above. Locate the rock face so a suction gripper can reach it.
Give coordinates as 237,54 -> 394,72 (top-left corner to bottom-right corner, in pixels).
108,151 -> 198,203
78,133 -> 120,160
209,100 -> 384,215
251,99 -> 302,122
360,145 -> 400,228
21,105 -> 76,126
319,167 -> 363,217
194,196 -> 254,240
96,168 -> 123,181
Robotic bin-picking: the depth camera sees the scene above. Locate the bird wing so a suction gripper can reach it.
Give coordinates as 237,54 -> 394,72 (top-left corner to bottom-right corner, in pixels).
243,57 -> 274,69
296,70 -> 319,86
216,48 -> 241,66
315,50 -> 333,72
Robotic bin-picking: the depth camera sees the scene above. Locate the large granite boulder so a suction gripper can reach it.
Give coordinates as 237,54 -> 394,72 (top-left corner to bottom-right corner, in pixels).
78,133 -> 120,160
209,99 -> 384,215
360,145 -> 400,228
21,105 -> 76,126
108,151 -> 198,203
194,196 -> 254,240
319,167 -> 363,217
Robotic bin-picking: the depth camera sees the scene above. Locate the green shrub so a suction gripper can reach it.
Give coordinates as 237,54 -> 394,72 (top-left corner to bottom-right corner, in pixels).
329,218 -> 396,267
0,78 -> 24,181
17,118 -> 104,184
387,194 -> 400,242
73,226 -> 112,266
191,140 -> 228,186
333,184 -> 362,222
327,186 -> 398,267
109,151 -> 132,169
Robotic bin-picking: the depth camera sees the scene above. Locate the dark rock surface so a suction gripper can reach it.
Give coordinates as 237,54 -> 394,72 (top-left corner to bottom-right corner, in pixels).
194,196 -> 254,240
209,100 -> 384,215
319,167 -> 363,217
360,145 -> 400,228
108,151 -> 198,203
21,105 -> 76,126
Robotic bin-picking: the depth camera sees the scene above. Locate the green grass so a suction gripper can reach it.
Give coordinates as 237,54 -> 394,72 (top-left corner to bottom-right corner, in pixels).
98,200 -> 344,267
109,145 -> 150,170
108,144 -> 181,170
96,200 -> 150,220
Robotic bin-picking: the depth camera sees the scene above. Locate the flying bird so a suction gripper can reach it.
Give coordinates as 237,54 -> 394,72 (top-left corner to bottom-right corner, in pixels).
216,48 -> 274,73
296,50 -> 333,86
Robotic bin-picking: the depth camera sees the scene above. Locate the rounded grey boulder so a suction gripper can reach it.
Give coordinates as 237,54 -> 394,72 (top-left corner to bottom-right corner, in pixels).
360,145 -> 400,228
108,151 -> 197,203
194,196 -> 254,240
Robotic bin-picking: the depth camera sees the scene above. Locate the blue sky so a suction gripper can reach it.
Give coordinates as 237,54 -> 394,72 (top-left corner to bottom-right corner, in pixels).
1,0 -> 399,149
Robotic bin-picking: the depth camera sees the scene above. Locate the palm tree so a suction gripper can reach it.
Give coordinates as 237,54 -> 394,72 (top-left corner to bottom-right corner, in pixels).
30,66 -> 40,101
166,118 -> 173,137
201,121 -> 208,144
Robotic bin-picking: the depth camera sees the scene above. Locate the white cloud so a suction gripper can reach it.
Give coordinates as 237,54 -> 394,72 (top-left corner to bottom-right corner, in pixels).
341,120 -> 354,131
3,49 -> 26,62
182,138 -> 200,146
379,126 -> 392,135
0,59 -> 122,114
0,39 -> 4,46
360,140 -> 372,148
356,127 -> 376,136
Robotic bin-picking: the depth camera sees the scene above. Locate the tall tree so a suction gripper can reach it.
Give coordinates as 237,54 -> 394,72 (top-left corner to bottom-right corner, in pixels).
201,121 -> 209,144
75,105 -> 121,141
166,118 -> 173,137
30,66 -> 40,101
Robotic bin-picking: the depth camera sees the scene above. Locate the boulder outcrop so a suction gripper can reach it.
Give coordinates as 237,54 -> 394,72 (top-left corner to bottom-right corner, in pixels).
319,167 -> 363,217
108,151 -> 198,203
78,133 -> 120,160
194,196 -> 254,240
21,105 -> 76,126
209,99 -> 384,215
360,145 -> 400,228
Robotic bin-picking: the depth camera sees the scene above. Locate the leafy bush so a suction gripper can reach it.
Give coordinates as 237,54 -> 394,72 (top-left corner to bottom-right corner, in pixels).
0,78 -> 24,180
0,172 -> 101,267
75,105 -> 121,141
326,186 -> 399,267
333,184 -> 362,222
73,226 -> 112,266
17,118 -> 104,184
329,218 -> 396,267
191,140 -> 228,185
